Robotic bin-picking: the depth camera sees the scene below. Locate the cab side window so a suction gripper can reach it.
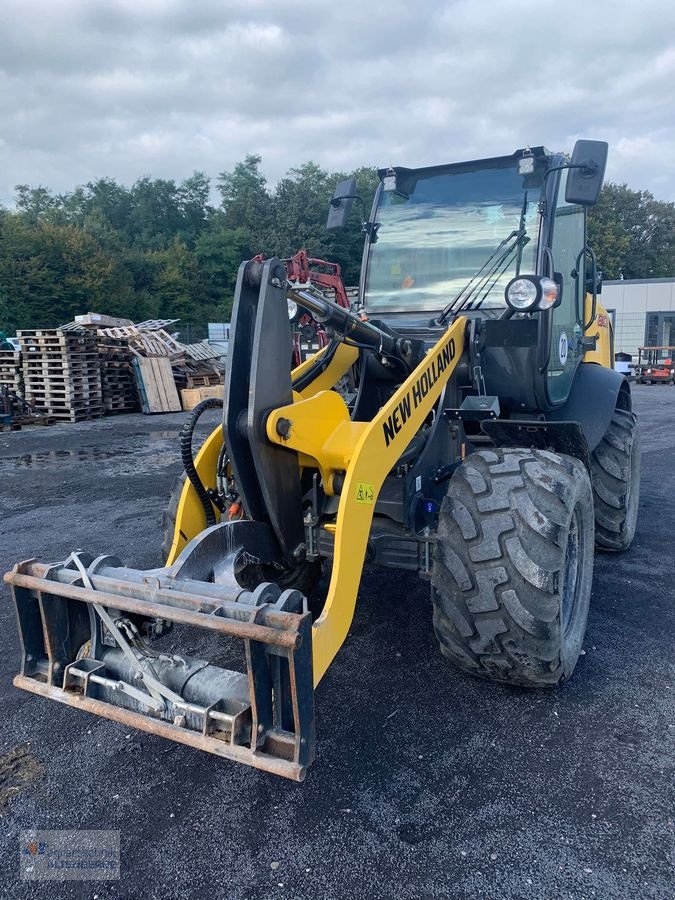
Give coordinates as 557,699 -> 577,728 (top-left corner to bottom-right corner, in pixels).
548,170 -> 585,403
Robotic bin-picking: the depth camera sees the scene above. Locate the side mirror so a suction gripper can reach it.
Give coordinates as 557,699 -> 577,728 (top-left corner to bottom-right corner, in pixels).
586,267 -> 603,295
326,177 -> 357,230
565,140 -> 608,206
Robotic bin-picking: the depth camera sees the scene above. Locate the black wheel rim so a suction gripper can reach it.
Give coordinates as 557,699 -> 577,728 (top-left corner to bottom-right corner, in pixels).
562,507 -> 581,637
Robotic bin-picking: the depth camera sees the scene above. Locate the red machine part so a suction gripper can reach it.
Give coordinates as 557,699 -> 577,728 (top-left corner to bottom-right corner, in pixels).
250,250 -> 354,366
283,249 -> 351,309
283,251 -> 354,366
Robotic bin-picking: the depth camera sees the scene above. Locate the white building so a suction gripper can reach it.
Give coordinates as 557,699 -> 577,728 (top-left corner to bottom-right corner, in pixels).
602,277 -> 675,359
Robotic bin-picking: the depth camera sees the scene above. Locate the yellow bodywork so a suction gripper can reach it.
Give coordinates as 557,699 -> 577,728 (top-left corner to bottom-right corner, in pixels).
166,322 -> 466,686
269,317 -> 466,682
164,426 -> 224,564
582,295 -> 613,368
165,293 -> 612,686
166,342 -> 359,565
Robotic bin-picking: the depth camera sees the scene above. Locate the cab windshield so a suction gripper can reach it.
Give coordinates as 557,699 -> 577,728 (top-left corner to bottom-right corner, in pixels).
364,160 -> 542,313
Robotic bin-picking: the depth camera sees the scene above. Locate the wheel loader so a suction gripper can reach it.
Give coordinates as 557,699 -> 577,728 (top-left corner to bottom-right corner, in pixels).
5,140 -> 641,781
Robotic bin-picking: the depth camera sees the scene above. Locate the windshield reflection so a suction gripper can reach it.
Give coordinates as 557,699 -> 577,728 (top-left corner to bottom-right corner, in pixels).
365,164 -> 541,312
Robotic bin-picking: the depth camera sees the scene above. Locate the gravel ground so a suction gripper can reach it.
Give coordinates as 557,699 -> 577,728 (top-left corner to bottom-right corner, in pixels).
0,385 -> 673,899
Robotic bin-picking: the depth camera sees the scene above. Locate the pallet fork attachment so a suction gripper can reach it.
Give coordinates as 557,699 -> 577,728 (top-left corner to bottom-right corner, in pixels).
5,257 -> 466,778
6,523 -> 315,781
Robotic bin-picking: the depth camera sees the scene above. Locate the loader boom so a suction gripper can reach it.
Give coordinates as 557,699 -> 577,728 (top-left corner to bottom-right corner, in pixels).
266,308 -> 466,682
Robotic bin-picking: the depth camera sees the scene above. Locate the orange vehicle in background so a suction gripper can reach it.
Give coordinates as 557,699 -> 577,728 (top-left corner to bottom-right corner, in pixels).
636,346 -> 675,384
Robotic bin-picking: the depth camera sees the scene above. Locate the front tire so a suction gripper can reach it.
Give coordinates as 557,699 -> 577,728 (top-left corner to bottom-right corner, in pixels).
590,409 -> 640,552
431,448 -> 595,687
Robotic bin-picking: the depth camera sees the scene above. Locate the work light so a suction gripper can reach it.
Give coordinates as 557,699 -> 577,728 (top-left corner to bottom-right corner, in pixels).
287,298 -> 300,322
505,275 -> 560,312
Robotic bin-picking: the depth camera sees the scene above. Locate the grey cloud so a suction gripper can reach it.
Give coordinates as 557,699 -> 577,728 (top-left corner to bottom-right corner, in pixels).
0,0 -> 674,205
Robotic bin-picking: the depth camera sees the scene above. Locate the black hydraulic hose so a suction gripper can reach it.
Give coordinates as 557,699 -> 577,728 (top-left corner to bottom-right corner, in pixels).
179,397 -> 224,527
291,339 -> 339,393
288,286 -> 399,356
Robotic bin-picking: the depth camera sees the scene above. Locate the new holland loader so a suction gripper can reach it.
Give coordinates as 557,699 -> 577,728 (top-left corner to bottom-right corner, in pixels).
5,141 -> 641,780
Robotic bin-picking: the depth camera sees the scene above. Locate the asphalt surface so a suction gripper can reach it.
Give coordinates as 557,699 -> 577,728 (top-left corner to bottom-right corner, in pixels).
0,386 -> 673,899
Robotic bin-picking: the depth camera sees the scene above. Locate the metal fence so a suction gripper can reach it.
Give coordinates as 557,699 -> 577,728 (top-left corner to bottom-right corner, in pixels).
175,323 -> 210,344
611,312 -> 646,359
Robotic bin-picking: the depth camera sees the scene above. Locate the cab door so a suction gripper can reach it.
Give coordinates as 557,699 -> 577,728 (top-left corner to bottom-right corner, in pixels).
547,169 -> 586,404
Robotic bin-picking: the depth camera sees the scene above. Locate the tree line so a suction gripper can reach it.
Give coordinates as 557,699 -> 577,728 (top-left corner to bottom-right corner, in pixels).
0,156 -> 672,334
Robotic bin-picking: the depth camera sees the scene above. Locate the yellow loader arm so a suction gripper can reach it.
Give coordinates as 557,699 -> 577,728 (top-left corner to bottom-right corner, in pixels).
165,341 -> 360,564
168,319 -> 466,685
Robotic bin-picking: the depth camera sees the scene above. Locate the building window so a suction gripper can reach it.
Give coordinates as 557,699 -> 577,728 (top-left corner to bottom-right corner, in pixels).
645,312 -> 675,347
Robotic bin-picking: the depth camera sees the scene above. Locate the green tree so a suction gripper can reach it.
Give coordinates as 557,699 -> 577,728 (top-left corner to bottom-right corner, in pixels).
194,222 -> 250,319
14,185 -> 60,225
177,171 -> 212,247
217,154 -> 271,246
0,215 -> 135,329
152,239 -> 209,323
589,183 -> 675,280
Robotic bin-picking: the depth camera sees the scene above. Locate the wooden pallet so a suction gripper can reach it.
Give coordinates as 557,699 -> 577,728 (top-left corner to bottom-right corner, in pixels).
0,350 -> 23,396
18,329 -> 103,422
97,335 -> 139,414
180,385 -> 224,410
133,357 -> 181,413
47,410 -> 104,423
12,413 -> 54,427
186,372 -> 223,388
184,341 -> 222,362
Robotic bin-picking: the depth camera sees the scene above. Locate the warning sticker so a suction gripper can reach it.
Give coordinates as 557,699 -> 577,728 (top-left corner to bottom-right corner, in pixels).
355,482 -> 375,504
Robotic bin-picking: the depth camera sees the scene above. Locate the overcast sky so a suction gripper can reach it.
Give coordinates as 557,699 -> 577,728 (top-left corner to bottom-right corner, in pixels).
1,0 -> 674,207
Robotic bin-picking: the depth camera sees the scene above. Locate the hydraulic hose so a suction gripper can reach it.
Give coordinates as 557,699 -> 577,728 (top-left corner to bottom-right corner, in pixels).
179,397 -> 224,528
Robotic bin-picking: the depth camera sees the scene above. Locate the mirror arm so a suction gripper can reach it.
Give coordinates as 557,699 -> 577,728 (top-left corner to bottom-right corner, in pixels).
542,162 -> 598,186
330,192 -> 363,209
361,221 -> 380,243
329,193 -> 379,242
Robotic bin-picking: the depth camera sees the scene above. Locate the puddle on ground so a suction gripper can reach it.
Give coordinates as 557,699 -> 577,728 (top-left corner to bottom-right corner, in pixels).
0,448 -> 135,468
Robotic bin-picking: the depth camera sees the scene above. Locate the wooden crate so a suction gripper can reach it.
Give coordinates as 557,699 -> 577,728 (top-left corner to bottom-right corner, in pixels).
133,357 -> 181,413
180,385 -> 224,411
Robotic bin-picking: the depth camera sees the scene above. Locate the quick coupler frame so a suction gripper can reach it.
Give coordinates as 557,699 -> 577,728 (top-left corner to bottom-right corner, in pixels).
4,522 -> 315,781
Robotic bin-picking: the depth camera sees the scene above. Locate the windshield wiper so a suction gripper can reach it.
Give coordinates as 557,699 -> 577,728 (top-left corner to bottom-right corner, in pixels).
436,228 -> 528,324
469,235 -> 531,311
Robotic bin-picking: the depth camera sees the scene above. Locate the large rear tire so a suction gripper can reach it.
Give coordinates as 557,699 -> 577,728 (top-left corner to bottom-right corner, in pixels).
590,409 -> 640,552
431,448 -> 594,687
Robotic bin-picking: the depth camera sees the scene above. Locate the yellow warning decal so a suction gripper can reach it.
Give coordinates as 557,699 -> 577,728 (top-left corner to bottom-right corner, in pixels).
355,482 -> 375,504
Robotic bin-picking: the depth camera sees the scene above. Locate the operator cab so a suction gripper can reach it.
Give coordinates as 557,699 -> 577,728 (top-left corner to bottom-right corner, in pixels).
329,141 -> 608,414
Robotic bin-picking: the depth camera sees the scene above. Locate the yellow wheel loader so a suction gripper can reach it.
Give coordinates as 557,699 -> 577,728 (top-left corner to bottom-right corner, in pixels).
5,141 -> 641,781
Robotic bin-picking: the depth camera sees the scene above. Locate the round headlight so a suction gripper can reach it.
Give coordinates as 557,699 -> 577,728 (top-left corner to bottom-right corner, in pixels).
646,368 -> 652,374
287,298 -> 299,321
506,277 -> 538,310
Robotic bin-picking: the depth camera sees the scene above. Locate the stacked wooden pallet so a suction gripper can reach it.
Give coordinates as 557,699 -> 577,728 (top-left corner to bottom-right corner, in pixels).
0,350 -> 23,397
19,329 -> 103,422
97,325 -> 186,363
97,336 -> 139,414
